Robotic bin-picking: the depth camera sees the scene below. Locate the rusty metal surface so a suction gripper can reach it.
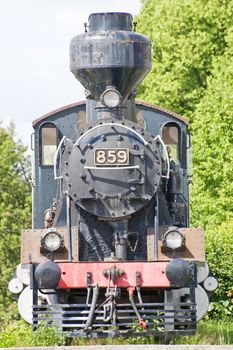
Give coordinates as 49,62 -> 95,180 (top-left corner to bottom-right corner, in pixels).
147,227 -> 155,261
21,227 -> 79,264
158,227 -> 205,261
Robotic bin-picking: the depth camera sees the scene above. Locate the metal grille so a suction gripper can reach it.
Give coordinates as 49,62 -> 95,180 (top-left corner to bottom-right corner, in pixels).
32,301 -> 196,337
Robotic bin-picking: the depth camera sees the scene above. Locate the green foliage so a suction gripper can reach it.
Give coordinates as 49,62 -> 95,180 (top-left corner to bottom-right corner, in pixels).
0,321 -> 67,347
205,220 -> 233,319
137,0 -> 233,118
0,319 -> 232,346
191,35 -> 233,226
137,0 -> 233,320
0,124 -> 31,320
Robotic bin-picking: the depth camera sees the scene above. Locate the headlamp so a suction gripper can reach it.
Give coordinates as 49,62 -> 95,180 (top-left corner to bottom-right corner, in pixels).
41,228 -> 64,252
101,86 -> 121,108
162,227 -> 185,250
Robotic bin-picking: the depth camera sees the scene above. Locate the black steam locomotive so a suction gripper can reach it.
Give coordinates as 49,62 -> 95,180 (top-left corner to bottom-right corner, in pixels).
9,12 -> 217,338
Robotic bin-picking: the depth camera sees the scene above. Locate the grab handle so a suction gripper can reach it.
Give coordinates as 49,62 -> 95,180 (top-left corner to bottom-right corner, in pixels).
154,135 -> 170,179
54,136 -> 69,180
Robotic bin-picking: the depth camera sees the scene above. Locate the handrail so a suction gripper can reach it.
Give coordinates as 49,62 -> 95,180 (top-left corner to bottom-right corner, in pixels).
154,135 -> 170,179
54,136 -> 69,180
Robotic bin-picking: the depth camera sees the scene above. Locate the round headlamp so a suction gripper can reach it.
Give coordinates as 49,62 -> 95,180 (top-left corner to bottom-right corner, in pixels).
101,87 -> 121,108
162,228 -> 185,250
41,228 -> 64,252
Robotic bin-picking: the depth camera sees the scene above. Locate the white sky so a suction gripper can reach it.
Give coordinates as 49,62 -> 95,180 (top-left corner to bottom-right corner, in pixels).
0,0 -> 141,147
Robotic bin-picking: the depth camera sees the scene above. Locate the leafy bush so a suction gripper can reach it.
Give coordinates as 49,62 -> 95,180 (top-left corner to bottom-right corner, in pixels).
0,321 -> 67,347
205,219 -> 233,319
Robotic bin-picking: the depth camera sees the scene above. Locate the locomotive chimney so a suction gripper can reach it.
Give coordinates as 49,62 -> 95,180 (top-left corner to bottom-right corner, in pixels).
70,13 -> 151,109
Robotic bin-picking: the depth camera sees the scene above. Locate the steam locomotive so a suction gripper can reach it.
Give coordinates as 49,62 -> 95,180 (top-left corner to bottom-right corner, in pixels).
8,12 -> 217,338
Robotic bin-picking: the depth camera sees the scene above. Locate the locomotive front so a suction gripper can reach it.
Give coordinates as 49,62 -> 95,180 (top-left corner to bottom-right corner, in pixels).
10,12 -> 218,337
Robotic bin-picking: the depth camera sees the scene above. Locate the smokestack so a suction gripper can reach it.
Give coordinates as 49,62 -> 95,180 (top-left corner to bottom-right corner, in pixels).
70,12 -> 151,104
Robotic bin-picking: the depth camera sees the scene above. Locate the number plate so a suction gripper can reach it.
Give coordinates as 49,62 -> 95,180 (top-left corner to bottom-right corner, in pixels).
94,148 -> 129,166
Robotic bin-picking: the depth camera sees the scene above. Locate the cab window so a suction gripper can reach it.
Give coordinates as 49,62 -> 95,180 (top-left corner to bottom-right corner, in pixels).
162,123 -> 180,163
40,124 -> 57,166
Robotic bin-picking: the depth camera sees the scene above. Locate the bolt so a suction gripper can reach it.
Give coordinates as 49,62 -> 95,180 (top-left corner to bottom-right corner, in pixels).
65,173 -> 69,177
101,135 -> 106,141
73,193 -> 77,197
88,143 -> 93,149
118,135 -> 123,141
130,186 -> 136,192
80,173 -> 86,180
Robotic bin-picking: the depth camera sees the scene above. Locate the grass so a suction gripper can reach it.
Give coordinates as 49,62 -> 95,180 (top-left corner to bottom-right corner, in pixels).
0,319 -> 232,347
70,319 -> 233,346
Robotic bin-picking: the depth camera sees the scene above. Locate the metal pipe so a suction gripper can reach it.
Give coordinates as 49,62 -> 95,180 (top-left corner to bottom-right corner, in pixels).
128,287 -> 147,329
84,285 -> 99,330
66,192 -> 72,261
154,194 -> 159,260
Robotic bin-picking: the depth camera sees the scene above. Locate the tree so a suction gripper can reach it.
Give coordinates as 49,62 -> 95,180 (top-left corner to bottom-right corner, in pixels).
191,31 -> 233,226
0,124 -> 31,315
137,0 -> 233,118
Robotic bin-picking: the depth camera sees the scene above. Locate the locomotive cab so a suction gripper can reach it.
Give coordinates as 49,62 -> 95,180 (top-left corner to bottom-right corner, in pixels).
10,12 -> 217,338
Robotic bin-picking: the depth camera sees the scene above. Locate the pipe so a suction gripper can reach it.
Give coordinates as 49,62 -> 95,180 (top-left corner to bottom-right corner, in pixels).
154,194 -> 159,260
127,287 -> 147,329
84,285 -> 99,330
66,193 -> 72,261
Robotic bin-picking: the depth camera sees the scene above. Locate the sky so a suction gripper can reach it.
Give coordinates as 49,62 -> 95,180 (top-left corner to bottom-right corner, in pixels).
0,0 -> 141,147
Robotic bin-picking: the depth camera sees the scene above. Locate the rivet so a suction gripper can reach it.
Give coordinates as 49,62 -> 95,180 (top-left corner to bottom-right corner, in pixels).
101,135 -> 106,141
65,161 -> 69,166
88,143 -> 93,149
80,158 -> 85,163
118,135 -> 123,141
